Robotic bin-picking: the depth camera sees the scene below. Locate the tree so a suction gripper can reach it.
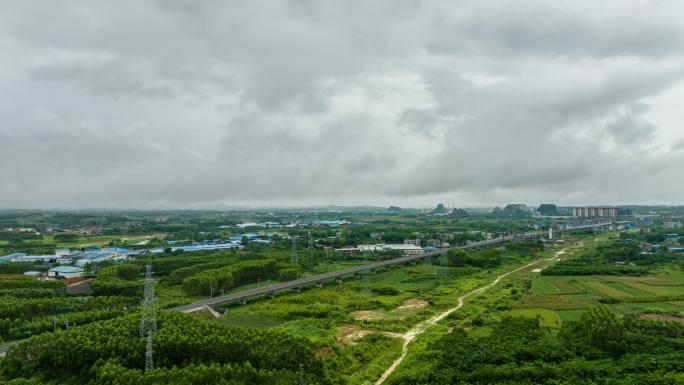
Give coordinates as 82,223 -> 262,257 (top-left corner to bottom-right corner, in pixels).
578,305 -> 626,355
54,233 -> 79,243
447,249 -> 467,267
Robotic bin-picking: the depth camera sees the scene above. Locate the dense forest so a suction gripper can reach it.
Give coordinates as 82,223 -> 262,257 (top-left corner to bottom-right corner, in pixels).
389,306 -> 684,384
2,313 -> 328,385
543,240 -> 682,276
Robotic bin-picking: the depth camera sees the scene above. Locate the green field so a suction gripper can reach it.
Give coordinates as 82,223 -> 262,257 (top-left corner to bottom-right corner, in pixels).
517,264 -> 684,324
581,281 -> 633,298
549,278 -> 584,294
509,308 -> 561,328
531,276 -> 560,294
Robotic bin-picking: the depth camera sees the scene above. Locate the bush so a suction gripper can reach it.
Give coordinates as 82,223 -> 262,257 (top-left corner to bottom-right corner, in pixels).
370,285 -> 400,296
598,296 -> 621,304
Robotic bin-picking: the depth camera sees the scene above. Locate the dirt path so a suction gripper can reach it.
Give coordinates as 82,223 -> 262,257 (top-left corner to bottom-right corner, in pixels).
374,248 -> 567,384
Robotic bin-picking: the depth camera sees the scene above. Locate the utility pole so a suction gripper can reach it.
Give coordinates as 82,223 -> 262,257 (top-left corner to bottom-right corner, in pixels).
140,265 -> 158,372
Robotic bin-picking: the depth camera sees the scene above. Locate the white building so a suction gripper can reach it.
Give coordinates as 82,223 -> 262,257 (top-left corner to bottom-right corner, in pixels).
404,239 -> 421,246
336,244 -> 424,256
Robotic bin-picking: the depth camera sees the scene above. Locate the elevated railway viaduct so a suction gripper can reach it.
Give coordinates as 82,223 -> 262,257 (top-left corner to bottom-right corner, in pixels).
168,223 -> 612,313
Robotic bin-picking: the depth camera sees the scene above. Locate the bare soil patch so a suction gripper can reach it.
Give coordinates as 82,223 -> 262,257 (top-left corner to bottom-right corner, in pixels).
337,324 -> 402,345
352,310 -> 386,321
396,298 -> 429,311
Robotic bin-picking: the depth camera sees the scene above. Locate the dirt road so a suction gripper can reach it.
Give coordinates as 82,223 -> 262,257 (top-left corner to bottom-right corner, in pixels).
375,249 -> 567,384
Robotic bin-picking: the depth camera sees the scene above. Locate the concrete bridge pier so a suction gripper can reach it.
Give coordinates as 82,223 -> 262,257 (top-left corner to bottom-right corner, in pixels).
293,287 -> 302,293
269,292 -> 275,299
240,299 -> 247,305
316,281 -> 323,288
335,277 -> 343,284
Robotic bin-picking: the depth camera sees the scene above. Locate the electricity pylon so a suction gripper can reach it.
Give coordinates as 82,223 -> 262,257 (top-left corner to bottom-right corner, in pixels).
140,265 -> 157,371
439,240 -> 448,277
291,236 -> 298,265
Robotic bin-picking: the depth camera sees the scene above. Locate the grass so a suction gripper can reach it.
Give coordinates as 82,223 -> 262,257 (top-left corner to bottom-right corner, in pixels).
512,294 -> 589,310
556,310 -> 584,322
221,314 -> 286,328
619,281 -> 684,296
603,282 -> 649,297
509,308 -> 560,328
531,277 -> 560,295
549,279 -> 584,294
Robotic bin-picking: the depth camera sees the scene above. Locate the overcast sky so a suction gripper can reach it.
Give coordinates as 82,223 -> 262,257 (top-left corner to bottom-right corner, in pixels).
1,1 -> 684,209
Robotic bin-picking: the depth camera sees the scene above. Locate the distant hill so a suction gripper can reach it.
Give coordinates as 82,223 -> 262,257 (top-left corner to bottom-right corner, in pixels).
501,204 -> 532,216
537,204 -> 559,216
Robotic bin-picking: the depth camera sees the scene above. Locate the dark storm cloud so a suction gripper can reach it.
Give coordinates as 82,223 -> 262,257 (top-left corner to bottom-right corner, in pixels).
1,0 -> 684,208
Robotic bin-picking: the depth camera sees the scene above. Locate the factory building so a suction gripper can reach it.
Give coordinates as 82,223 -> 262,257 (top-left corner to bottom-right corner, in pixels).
572,207 -> 618,218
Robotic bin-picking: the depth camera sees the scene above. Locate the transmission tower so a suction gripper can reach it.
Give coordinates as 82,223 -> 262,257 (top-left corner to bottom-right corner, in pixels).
140,265 -> 157,372
439,240 -> 448,277
308,230 -> 314,266
145,332 -> 154,371
291,236 -> 298,265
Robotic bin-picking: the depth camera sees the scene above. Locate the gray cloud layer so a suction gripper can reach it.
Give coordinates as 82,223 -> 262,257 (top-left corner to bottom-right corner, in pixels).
1,0 -> 684,208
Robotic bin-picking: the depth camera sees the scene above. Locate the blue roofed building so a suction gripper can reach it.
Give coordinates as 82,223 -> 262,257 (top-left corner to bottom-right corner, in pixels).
0,253 -> 27,263
73,251 -> 116,266
48,265 -> 84,278
102,247 -> 131,255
